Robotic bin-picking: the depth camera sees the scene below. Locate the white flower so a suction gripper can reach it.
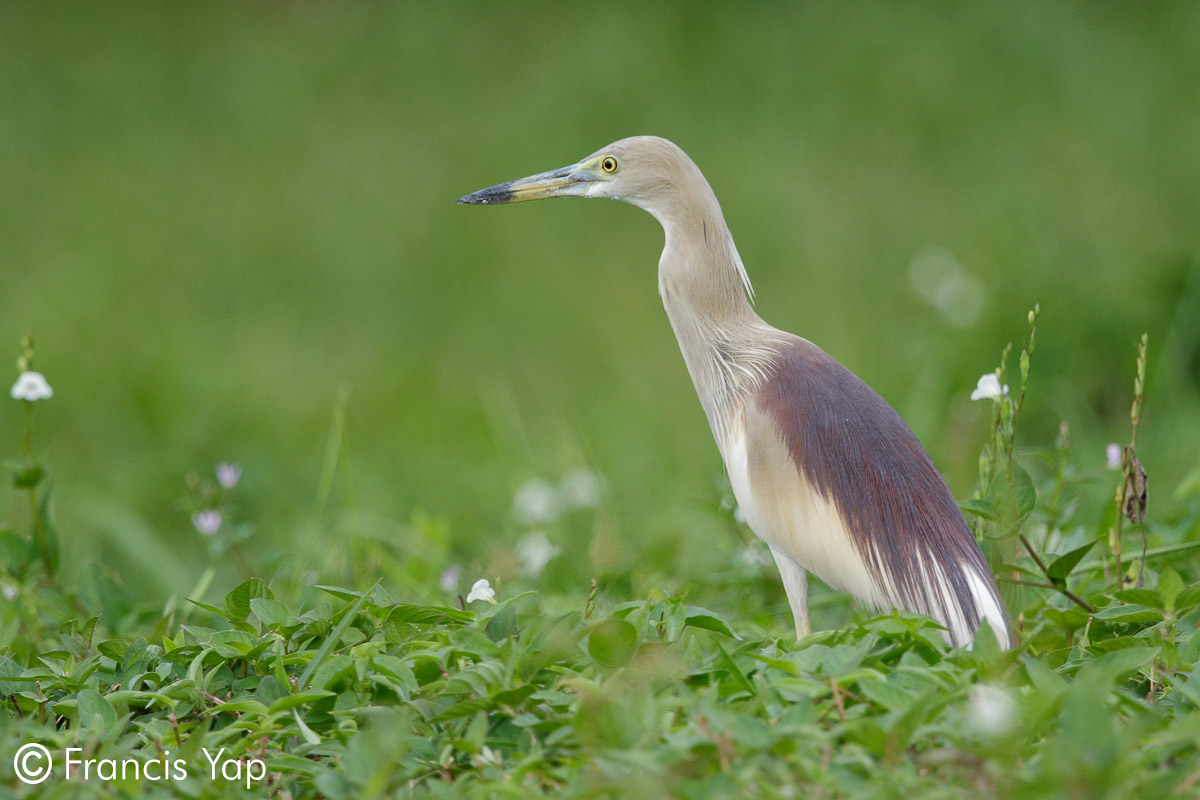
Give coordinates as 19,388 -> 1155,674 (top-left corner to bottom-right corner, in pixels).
516,531 -> 560,577
1106,443 -> 1122,470
513,478 -> 561,524
970,373 -> 1009,402
10,371 -> 53,401
967,684 -> 1016,737
737,544 -> 772,569
733,504 -> 747,524
560,468 -> 602,509
439,564 -> 461,592
215,462 -> 242,489
1,583 -> 16,602
909,247 -> 986,329
466,578 -> 495,604
192,510 -> 223,536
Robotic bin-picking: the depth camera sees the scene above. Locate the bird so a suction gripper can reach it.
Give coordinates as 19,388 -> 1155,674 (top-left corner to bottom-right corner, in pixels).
457,136 -> 1011,649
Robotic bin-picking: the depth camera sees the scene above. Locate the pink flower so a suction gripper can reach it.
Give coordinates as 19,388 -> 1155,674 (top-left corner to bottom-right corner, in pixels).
192,510 -> 223,536
1106,444 -> 1122,470
216,463 -> 242,489
440,565 -> 462,592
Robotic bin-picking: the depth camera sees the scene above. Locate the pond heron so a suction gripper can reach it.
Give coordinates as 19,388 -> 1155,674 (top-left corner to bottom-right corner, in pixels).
458,136 -> 1010,649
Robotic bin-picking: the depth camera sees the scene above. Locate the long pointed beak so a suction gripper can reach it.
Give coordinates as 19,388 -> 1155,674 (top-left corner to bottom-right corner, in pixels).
456,165 -> 593,205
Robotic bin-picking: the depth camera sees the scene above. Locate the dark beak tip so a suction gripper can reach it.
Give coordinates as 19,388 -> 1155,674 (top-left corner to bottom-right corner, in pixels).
455,182 -> 516,206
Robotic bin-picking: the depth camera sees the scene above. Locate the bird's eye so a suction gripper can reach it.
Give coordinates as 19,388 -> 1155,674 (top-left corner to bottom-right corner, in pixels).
601,156 -> 619,174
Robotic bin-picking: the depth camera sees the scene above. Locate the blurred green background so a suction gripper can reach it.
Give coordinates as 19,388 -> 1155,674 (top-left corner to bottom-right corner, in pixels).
2,3 -> 1198,611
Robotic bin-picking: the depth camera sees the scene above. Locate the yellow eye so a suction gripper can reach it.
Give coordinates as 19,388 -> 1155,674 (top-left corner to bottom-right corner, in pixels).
601,156 -> 618,174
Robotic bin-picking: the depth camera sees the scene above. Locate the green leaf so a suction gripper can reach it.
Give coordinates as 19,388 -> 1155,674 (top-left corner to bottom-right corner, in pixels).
484,603 -> 519,642
684,606 -> 741,640
383,616 -> 417,644
465,711 -> 488,750
1113,589 -> 1161,607
958,498 -> 998,521
267,754 -> 324,778
1183,628 -> 1200,664
971,619 -> 1001,660
1091,646 -> 1158,678
185,598 -> 228,619
715,642 -> 757,697
35,483 -> 60,576
224,578 -> 273,623
370,584 -> 395,606
0,656 -> 24,695
97,639 -> 130,661
208,630 -> 259,658
1021,654 -> 1066,697
1014,465 -> 1037,519
386,604 -> 474,627
10,463 -> 44,489
747,653 -> 799,676
371,655 -> 416,690
308,653 -> 354,691
267,691 -> 337,714
475,591 -> 536,624
1175,582 -> 1200,613
1088,635 -> 1149,654
446,629 -> 501,659
77,688 -> 118,732
661,600 -> 688,642
255,675 -> 288,708
588,619 -> 639,668
251,597 -> 293,628
1157,566 -> 1184,612
1094,605 -> 1162,625
1172,671 -> 1200,708
0,529 -> 31,572
1046,539 -> 1098,581
313,585 -> 360,601
493,684 -> 537,708
298,586 -> 373,690
857,676 -> 913,712
439,696 -> 494,721
215,699 -> 270,715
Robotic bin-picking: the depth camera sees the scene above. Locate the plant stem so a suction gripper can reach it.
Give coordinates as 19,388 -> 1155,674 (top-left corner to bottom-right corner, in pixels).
1019,534 -> 1048,575
1111,334 -> 1148,589
998,577 -> 1094,614
23,399 -> 34,457
1016,532 -> 1095,612
23,400 -> 54,580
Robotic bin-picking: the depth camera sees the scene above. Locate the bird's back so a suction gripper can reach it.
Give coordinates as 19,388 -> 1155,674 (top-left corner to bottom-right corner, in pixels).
728,335 -> 1009,647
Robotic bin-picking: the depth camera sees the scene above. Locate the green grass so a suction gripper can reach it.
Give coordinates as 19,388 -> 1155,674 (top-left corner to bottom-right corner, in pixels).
3,452 -> 1200,798
5,579 -> 1199,800
1,3 -> 1199,599
3,311 -> 1200,797
3,3 -> 1200,797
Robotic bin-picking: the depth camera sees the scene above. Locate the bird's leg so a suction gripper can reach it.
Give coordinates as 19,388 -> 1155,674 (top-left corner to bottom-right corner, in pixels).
769,545 -> 810,638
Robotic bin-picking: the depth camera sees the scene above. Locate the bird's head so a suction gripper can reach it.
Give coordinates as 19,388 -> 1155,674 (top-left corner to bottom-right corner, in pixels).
456,136 -> 690,214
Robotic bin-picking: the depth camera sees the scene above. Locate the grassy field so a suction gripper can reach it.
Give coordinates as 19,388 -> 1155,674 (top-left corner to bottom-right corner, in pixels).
2,3 -> 1200,797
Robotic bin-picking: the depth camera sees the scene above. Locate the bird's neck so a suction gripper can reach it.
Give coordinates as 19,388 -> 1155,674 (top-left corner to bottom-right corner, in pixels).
649,168 -> 757,316
652,193 -> 775,449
